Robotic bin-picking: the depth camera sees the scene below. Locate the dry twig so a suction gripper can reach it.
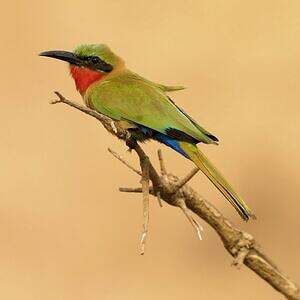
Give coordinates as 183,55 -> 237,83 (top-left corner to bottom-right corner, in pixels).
119,187 -> 143,193
50,92 -> 300,300
173,167 -> 199,192
108,148 -> 142,176
139,156 -> 150,255
177,197 -> 203,240
157,149 -> 167,176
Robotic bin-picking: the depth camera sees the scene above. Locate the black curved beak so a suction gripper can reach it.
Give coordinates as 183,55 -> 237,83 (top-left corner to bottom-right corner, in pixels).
39,50 -> 82,66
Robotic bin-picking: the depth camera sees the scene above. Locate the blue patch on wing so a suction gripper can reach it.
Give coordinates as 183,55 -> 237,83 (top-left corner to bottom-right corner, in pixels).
154,133 -> 189,158
135,125 -> 189,158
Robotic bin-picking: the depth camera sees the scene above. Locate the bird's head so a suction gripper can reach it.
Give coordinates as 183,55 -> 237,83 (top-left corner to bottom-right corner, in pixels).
40,44 -> 124,95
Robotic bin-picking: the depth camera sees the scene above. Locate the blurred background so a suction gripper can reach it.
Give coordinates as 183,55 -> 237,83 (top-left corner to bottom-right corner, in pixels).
1,0 -> 299,299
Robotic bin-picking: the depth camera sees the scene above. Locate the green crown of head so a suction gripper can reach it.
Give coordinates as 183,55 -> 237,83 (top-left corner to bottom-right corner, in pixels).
74,44 -> 118,66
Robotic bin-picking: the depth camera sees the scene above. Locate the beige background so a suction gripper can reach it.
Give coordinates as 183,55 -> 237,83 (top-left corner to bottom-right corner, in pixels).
1,0 -> 300,299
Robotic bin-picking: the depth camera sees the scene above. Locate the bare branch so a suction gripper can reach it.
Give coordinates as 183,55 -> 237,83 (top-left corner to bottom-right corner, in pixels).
52,92 -> 110,122
177,198 -> 203,240
119,187 -> 143,193
139,156 -> 150,255
157,149 -> 167,176
51,91 -> 300,300
232,245 -> 251,269
51,92 -> 129,140
108,148 -> 142,176
173,167 -> 199,192
156,150 -> 166,208
134,143 -> 163,191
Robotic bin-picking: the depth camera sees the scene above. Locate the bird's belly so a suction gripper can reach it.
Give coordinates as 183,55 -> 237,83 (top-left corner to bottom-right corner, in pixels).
115,120 -> 151,142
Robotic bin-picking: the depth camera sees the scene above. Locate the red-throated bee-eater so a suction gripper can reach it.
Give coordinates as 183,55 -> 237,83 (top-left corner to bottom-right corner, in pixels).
40,44 -> 254,221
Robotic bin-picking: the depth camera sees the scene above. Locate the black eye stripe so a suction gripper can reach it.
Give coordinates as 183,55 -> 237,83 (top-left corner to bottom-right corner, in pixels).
77,55 -> 113,72
98,62 -> 113,72
79,56 -> 89,61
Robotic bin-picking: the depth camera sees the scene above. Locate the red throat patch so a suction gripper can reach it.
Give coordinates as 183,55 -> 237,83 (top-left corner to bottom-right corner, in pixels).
70,66 -> 104,95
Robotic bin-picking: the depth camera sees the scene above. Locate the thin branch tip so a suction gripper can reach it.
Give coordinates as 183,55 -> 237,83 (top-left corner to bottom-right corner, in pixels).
108,148 -> 142,176
119,187 -> 143,193
178,198 -> 203,240
54,91 -> 64,98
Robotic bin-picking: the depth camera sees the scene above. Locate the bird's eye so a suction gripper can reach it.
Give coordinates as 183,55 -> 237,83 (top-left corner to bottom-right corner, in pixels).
90,56 -> 100,64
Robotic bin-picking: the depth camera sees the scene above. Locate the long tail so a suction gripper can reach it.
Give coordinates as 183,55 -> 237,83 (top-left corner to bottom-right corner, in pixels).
179,141 -> 255,221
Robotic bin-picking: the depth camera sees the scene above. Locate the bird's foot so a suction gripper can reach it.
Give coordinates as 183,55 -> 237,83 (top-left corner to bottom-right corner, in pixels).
126,138 -> 138,152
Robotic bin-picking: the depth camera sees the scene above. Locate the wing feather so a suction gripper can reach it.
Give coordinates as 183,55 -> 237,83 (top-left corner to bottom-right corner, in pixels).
86,72 -> 218,144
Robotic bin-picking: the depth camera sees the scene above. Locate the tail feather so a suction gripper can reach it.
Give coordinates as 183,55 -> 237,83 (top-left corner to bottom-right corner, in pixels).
180,142 -> 255,221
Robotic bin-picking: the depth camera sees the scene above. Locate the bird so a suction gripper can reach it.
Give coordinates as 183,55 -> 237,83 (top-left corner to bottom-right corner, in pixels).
40,43 -> 254,221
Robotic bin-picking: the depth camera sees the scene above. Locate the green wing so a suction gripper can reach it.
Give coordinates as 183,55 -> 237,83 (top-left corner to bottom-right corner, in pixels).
86,72 -> 218,144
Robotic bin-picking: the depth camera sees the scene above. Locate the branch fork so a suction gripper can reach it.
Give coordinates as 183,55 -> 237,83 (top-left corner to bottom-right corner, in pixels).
110,144 -> 201,252
50,92 -> 300,300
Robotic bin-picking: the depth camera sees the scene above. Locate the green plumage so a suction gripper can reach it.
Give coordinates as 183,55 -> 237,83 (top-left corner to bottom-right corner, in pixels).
85,70 -> 217,144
